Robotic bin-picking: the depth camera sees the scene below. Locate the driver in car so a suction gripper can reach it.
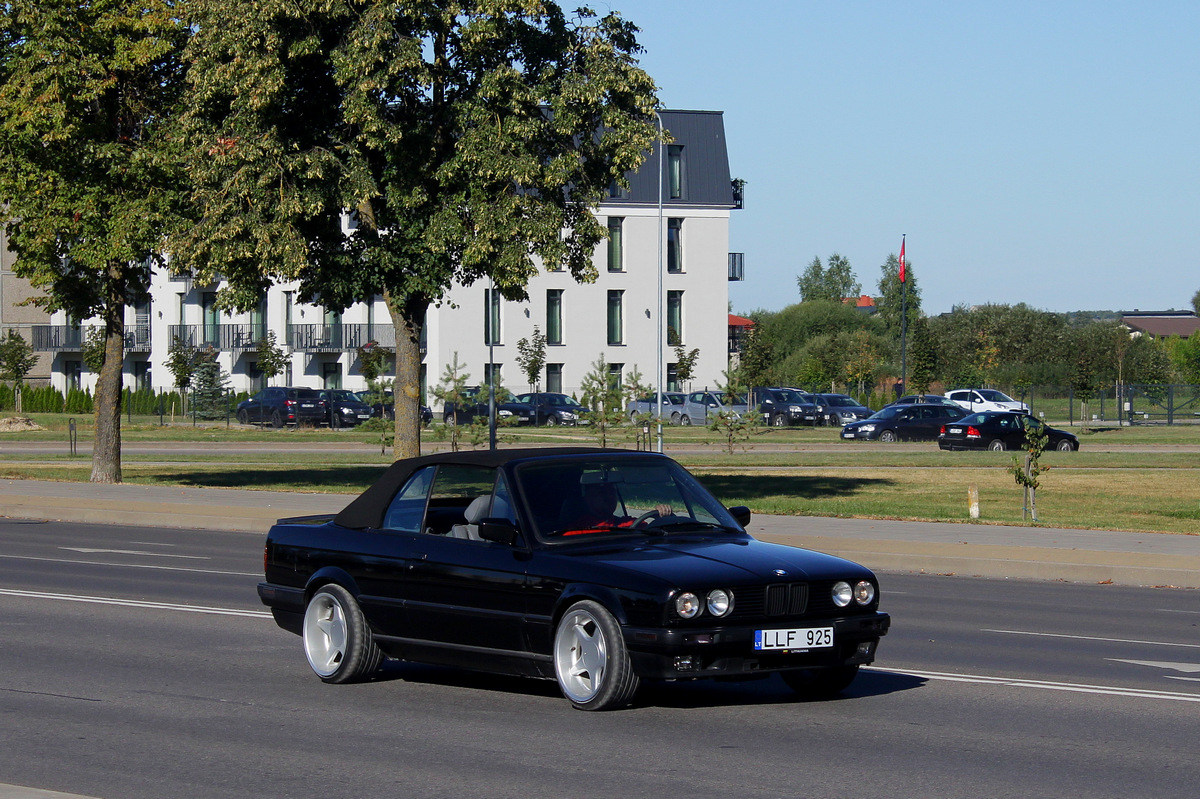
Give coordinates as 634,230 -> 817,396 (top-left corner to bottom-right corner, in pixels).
571,481 -> 672,530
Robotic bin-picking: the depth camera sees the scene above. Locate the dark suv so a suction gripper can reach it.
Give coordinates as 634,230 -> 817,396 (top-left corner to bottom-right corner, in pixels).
318,389 -> 374,429
236,387 -> 327,428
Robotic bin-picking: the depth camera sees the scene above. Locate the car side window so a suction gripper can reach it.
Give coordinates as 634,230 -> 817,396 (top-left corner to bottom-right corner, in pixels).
382,466 -> 435,533
424,464 -> 497,536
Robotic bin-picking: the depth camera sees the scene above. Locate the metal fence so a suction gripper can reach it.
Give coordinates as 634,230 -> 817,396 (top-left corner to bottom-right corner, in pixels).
1005,384 -> 1200,425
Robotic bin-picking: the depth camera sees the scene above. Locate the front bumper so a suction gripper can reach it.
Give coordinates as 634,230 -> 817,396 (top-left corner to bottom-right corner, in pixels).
622,611 -> 890,679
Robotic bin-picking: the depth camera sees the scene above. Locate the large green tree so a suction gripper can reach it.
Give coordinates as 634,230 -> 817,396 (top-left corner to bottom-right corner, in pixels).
876,253 -> 922,338
174,0 -> 660,458
0,0 -> 187,482
797,253 -> 860,303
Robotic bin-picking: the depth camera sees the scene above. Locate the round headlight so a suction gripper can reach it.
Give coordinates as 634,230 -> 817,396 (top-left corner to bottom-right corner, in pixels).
675,592 -> 701,619
854,580 -> 876,605
706,589 -> 733,617
832,581 -> 853,607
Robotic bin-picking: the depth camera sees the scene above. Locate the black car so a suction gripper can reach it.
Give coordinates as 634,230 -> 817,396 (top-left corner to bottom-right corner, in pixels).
750,387 -> 820,426
841,403 -> 967,442
236,387 -> 327,428
257,448 -> 890,710
938,411 -> 1080,452
443,386 -> 534,425
885,394 -> 963,409
318,389 -> 374,429
814,394 -> 874,426
355,390 -> 433,426
515,392 -> 591,426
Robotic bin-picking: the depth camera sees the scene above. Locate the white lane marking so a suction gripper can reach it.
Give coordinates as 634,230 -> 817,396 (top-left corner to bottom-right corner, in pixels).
983,628 -> 1200,650
1,553 -> 258,577
0,588 -> 271,618
1157,609 -> 1200,616
1108,659 -> 1200,673
60,547 -> 207,560
870,667 -> 1200,703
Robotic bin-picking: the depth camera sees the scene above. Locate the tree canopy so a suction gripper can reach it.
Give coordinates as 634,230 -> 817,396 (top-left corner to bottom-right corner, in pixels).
173,0 -> 661,457
796,253 -> 860,303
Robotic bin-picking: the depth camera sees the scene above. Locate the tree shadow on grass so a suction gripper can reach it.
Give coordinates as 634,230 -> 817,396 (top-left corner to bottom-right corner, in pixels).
142,465 -> 388,491
697,474 -> 895,501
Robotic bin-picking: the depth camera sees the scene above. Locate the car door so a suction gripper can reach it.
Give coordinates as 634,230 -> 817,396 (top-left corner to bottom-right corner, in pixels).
403,465 -> 529,660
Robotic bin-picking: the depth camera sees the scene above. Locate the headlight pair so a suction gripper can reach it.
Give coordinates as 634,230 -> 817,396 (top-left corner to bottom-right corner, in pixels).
674,589 -> 733,619
832,580 -> 876,607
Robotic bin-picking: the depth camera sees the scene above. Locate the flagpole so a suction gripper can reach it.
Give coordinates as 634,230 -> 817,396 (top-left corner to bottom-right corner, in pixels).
900,234 -> 907,396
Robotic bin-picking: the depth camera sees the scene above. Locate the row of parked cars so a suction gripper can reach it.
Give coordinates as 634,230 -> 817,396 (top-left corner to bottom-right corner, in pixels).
839,390 -> 1079,451
626,388 -> 875,428
235,387 -> 433,429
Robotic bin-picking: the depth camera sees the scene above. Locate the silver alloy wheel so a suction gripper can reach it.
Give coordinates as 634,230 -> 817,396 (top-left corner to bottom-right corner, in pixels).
1057,439 -> 1074,451
303,590 -> 348,678
554,606 -> 609,704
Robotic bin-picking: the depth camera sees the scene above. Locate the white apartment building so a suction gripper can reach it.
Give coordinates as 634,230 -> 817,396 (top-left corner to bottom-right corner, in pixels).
29,110 -> 744,402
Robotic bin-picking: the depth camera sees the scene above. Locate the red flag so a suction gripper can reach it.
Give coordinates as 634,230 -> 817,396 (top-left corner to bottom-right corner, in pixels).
899,237 -> 906,283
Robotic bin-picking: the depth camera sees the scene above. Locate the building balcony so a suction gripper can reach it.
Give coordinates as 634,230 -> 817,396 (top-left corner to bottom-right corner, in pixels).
31,324 -> 151,353
287,323 -> 400,353
728,252 -> 745,281
168,324 -> 267,353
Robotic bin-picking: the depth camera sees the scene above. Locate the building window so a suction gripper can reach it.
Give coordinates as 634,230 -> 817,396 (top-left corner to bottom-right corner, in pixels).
666,363 -> 679,392
607,290 -> 624,346
283,291 -> 294,347
64,359 -> 82,391
202,291 -> 220,346
484,362 -> 502,391
667,218 -> 683,273
546,289 -> 563,345
133,361 -> 151,393
607,177 -> 628,199
607,217 -> 624,272
546,363 -> 563,394
322,361 -> 341,389
607,362 -> 623,393
247,361 -> 265,392
668,145 -> 684,200
667,290 -> 683,345
484,288 -> 501,345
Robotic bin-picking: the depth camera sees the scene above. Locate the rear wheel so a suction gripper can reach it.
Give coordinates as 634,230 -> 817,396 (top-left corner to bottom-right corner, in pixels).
878,429 -> 897,443
669,412 -> 681,425
236,409 -> 249,426
553,600 -> 640,711
680,415 -> 692,426
302,584 -> 383,684
330,412 -> 342,430
781,664 -> 860,699
270,410 -> 284,429
988,439 -> 1006,451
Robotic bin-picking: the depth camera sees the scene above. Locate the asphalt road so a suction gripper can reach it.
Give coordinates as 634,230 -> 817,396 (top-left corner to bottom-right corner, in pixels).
2,519 -> 1198,799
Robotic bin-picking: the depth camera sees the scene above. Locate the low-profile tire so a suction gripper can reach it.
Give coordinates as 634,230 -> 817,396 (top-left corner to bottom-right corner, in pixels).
878,429 -> 897,443
1056,440 -> 1074,452
553,600 -> 640,711
781,664 -> 860,699
669,412 -> 681,425
302,584 -> 383,684
236,409 -> 249,426
270,410 -> 284,429
680,415 -> 692,426
988,439 -> 1006,451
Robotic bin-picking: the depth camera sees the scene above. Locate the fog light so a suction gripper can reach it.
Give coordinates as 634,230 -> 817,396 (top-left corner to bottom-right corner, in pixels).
855,641 -> 875,658
674,656 -> 697,672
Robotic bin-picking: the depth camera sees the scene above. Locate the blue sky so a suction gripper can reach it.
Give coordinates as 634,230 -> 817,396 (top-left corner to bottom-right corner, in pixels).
617,1 -> 1198,316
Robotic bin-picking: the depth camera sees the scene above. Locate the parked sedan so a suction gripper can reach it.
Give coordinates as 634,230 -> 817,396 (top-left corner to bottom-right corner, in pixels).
626,391 -> 687,424
236,387 -> 327,428
355,390 -> 433,426
814,394 -> 874,426
443,387 -> 534,425
318,389 -> 374,429
257,448 -> 890,710
515,392 -> 590,426
938,411 -> 1079,452
841,403 -> 967,442
944,388 -> 1030,414
751,387 -> 820,426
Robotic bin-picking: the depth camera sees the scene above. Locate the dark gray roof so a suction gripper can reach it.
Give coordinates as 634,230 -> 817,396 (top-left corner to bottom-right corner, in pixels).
608,110 -> 736,209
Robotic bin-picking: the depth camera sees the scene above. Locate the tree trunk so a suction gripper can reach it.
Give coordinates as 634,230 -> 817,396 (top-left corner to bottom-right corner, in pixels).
91,272 -> 125,483
385,290 -> 427,460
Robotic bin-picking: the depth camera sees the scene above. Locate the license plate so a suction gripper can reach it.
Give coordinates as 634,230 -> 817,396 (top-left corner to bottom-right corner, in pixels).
947,427 -> 963,434
301,403 -> 314,408
842,432 -> 855,438
357,413 -> 370,419
755,627 -> 834,651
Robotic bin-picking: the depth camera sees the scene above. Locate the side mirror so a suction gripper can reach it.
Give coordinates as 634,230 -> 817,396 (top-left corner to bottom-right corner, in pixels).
727,506 -> 752,527
479,518 -> 523,546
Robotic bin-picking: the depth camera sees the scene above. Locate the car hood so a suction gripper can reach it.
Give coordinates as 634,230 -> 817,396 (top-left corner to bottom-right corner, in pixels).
555,535 -> 872,586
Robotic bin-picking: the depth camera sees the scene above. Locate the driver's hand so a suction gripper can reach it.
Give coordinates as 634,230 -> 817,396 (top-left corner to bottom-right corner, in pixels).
654,503 -> 673,517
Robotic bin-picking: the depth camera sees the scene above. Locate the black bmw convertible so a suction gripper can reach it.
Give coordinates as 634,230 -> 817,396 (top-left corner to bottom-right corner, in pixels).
258,448 -> 890,710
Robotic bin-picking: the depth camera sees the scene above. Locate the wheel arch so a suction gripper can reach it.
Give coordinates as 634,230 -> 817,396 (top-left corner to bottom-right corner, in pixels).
304,566 -> 362,603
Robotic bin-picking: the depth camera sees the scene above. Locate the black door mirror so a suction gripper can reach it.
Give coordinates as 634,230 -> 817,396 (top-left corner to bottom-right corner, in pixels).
478,519 -> 522,546
727,506 -> 752,527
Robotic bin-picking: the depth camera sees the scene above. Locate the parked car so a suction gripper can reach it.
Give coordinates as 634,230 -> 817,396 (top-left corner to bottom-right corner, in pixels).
944,388 -> 1030,414
814,394 -> 874,426
626,391 -> 687,424
750,387 -> 820,426
355,390 -> 433,426
680,390 -> 749,426
257,448 -> 891,710
236,387 -> 327,428
515,392 -> 590,426
938,411 -> 1079,452
885,394 -> 963,409
443,386 -> 535,425
841,403 -> 968,442
318,389 -> 374,429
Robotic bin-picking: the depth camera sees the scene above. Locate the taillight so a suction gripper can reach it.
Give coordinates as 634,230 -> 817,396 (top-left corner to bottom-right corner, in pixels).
966,426 -> 981,439
286,399 -> 296,407
263,544 -> 269,574
939,425 -> 946,435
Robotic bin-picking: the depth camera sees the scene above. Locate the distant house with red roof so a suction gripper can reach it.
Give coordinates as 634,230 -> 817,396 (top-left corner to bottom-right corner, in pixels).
1121,310 -> 1200,339
728,314 -> 754,355
843,294 -> 876,314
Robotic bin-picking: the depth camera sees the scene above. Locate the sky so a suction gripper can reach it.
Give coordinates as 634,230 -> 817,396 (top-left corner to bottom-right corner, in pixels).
612,1 -> 1199,316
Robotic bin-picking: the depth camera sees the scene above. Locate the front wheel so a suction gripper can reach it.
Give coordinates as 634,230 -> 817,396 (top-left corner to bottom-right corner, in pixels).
988,439 -> 1006,451
878,429 -> 897,443
553,600 -> 640,711
669,412 -> 681,425
781,664 -> 860,699
680,415 -> 692,426
330,412 -> 342,430
1056,439 -> 1074,452
236,409 -> 249,426
270,410 -> 284,429
772,414 -> 786,428
545,414 -> 559,427
302,584 -> 383,684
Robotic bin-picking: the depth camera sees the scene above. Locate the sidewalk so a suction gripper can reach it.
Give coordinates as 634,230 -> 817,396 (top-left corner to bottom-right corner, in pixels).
3,478 -> 1199,588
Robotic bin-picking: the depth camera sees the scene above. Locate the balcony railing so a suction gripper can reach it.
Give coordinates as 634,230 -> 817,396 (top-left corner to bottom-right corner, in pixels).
31,324 -> 151,353
288,323 -> 398,353
728,252 -> 745,281
168,324 -> 267,352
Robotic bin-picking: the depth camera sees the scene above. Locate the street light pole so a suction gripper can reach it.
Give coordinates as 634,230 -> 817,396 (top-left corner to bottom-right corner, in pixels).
656,111 -> 664,454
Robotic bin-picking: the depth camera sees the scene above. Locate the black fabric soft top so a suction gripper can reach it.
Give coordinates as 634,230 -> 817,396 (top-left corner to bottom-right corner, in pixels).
333,447 -> 626,530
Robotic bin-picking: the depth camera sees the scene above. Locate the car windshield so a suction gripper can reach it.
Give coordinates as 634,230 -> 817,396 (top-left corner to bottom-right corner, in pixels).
825,395 -> 858,407
713,392 -> 747,405
327,390 -> 359,402
517,457 -> 743,540
977,389 -> 1017,402
869,406 -> 902,420
774,389 -> 808,403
